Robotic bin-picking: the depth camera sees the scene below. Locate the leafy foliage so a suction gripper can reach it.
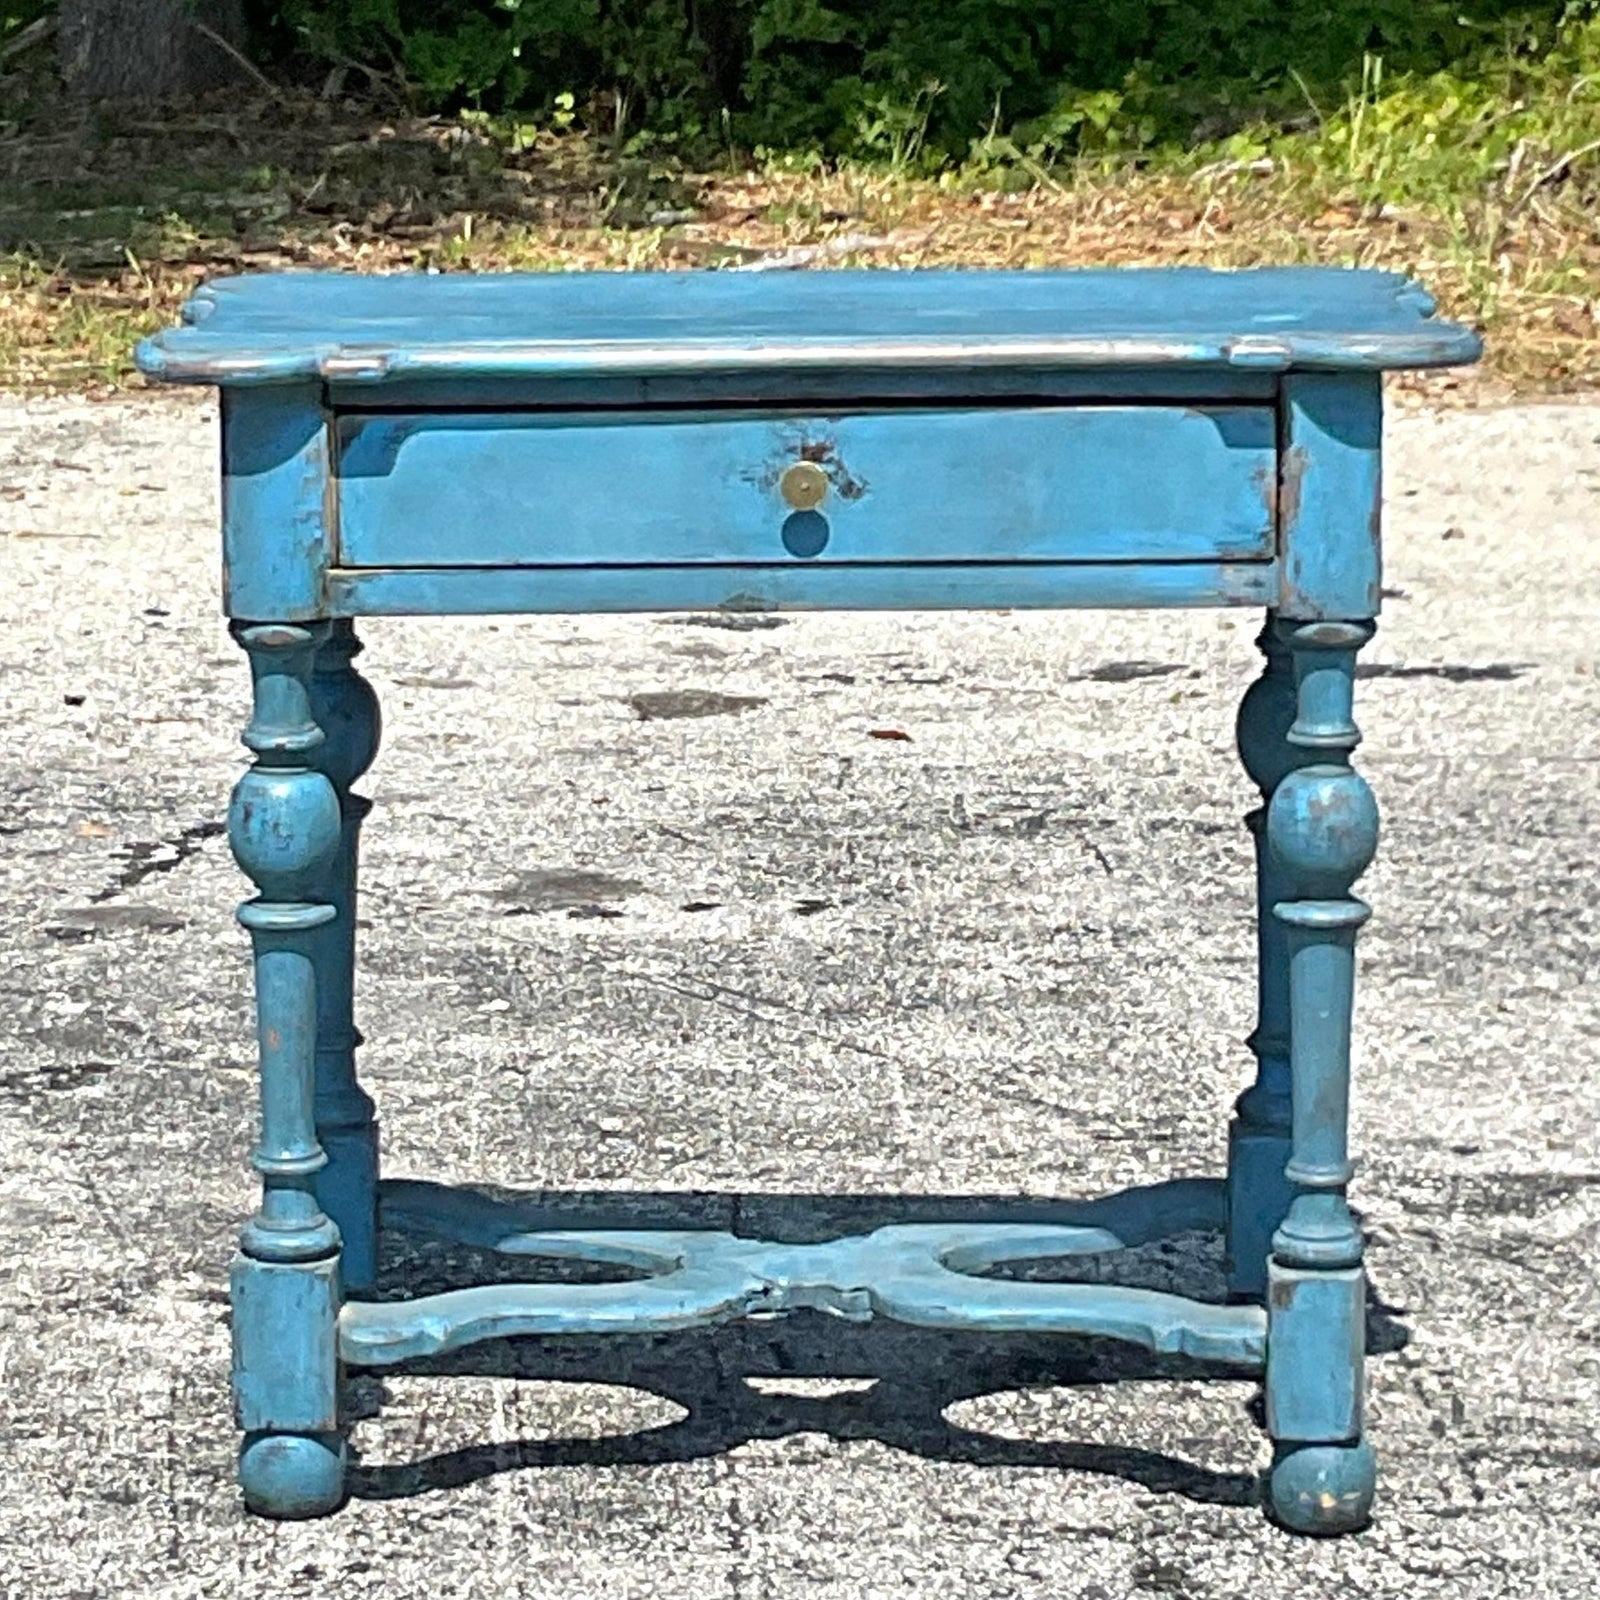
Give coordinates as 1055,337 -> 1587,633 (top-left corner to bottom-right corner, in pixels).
1,0 -> 51,41
5,1 -> 1599,391
250,0 -> 1587,162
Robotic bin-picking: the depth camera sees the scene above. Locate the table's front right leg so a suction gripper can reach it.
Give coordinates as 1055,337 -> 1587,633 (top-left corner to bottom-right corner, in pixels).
228,620 -> 348,1518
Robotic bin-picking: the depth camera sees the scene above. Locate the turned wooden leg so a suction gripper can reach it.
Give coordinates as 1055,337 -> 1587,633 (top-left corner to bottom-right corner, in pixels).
307,621 -> 382,1292
1262,618 -> 1378,1535
1225,615 -> 1311,1300
228,621 -> 347,1518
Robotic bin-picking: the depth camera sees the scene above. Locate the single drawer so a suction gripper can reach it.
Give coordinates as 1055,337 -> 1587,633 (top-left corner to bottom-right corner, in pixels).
334,404 -> 1276,568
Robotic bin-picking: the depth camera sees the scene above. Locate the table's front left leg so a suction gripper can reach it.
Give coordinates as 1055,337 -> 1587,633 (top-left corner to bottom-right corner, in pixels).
1263,618 -> 1378,1535
228,621 -> 347,1518
307,621 -> 382,1292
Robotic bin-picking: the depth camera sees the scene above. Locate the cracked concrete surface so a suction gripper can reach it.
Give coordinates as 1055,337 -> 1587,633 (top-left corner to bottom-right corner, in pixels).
0,391 -> 1597,1598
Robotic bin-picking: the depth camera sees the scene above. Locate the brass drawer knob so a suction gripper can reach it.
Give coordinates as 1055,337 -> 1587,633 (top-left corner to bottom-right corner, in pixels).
780,460 -> 829,511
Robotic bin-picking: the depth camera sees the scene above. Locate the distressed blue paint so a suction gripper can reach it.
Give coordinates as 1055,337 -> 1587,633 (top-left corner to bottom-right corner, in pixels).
342,1179 -> 1264,1369
326,559 -> 1277,617
236,1432 -> 347,1522
336,405 -> 1275,568
232,1256 -> 341,1433
1268,1439 -> 1377,1535
1277,375 -> 1384,620
1264,1266 -> 1365,1440
229,621 -> 347,1518
1263,616 -> 1378,1534
326,365 -> 1282,411
1285,617 -> 1371,751
136,267 -> 1480,1532
134,266 -> 1480,386
306,622 -> 382,1291
221,387 -> 331,620
1225,617 -> 1309,1300
384,1174 -> 1229,1251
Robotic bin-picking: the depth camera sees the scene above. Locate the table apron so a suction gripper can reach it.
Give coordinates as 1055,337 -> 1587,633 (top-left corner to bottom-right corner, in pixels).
323,559 -> 1279,617
218,374 -> 1385,622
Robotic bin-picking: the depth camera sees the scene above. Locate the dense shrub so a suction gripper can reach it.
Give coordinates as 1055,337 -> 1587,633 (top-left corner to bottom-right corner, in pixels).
250,1 -> 1585,159
3,2 -> 1587,161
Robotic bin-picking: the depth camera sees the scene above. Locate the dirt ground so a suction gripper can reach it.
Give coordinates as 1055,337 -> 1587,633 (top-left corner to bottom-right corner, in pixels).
0,389 -> 1597,1597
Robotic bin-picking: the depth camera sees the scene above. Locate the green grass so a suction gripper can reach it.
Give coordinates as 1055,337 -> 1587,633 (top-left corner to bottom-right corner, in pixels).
0,254 -> 170,386
2,13 -> 1599,391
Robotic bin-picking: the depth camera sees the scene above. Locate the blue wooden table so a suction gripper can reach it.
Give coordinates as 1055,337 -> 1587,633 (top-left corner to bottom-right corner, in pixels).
137,267 -> 1479,1534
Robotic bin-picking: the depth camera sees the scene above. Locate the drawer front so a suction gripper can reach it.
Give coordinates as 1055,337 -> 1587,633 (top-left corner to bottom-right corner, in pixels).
335,405 -> 1275,568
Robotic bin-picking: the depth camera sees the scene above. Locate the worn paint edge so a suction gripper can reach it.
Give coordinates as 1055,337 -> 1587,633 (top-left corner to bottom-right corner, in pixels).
324,560 -> 1279,617
136,329 -> 1485,387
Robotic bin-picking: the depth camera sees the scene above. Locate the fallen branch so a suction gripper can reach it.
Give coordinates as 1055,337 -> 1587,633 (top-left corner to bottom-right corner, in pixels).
1193,156 -> 1276,181
191,19 -> 277,95
729,229 -> 927,272
1512,135 -> 1600,214
0,14 -> 54,67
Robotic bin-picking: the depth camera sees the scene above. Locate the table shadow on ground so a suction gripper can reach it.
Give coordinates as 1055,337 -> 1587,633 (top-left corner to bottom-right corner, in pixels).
344,1183 -> 1409,1510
